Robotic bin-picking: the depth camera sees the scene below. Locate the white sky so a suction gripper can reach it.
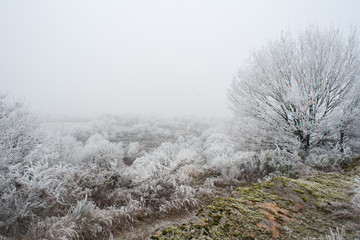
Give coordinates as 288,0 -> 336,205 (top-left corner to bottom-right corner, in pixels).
1,0 -> 360,118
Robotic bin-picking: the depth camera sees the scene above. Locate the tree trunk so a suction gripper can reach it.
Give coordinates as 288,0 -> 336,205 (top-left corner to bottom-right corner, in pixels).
302,134 -> 310,152
294,129 -> 310,152
338,131 -> 345,152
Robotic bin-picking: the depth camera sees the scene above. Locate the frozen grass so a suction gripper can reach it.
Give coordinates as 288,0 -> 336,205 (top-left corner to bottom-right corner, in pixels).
319,227 -> 345,240
1,100 -> 359,239
25,197 -> 113,240
352,177 -> 360,216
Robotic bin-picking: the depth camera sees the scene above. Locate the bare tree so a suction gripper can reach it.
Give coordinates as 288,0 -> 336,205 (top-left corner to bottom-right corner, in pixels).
228,26 -> 360,154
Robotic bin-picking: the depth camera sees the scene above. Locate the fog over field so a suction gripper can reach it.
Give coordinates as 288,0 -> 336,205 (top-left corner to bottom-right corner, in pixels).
1,1 -> 360,240
1,0 -> 360,118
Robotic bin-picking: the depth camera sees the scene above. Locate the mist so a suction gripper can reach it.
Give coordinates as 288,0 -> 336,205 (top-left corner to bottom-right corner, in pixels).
1,0 -> 360,118
2,2 -> 360,238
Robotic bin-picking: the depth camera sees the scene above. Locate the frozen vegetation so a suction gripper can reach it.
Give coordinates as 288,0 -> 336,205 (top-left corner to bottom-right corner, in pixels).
1,26 -> 360,240
0,92 -> 359,240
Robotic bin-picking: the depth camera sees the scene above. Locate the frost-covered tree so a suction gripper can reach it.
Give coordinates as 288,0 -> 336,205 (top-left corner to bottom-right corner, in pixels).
0,93 -> 39,167
330,83 -> 360,152
0,94 -> 87,236
228,26 -> 360,154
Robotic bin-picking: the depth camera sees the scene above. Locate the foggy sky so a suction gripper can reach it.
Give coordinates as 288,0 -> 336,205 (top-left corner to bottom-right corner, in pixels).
1,0 -> 360,118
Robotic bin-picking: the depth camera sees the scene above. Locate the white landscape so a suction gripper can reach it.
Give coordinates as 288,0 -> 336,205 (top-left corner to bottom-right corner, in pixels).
1,1 -> 360,239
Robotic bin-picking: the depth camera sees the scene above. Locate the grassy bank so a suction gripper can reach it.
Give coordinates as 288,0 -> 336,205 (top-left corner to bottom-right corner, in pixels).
151,158 -> 360,239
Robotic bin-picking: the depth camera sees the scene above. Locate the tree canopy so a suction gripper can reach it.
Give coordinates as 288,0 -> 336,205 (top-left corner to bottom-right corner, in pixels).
228,26 -> 360,154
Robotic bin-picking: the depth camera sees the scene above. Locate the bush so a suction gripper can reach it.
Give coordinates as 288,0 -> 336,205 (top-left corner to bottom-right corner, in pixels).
81,134 -> 125,170
26,197 -> 113,240
77,167 -> 132,207
305,148 -> 355,171
206,147 -> 301,182
0,161 -> 85,237
25,133 -> 82,165
127,141 -> 200,183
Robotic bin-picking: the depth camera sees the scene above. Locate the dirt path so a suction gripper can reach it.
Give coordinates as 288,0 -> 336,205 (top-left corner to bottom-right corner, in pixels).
113,179 -> 247,239
114,211 -> 197,240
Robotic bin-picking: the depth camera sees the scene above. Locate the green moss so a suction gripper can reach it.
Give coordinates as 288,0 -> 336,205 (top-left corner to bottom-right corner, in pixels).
236,184 -> 279,203
269,194 -> 279,201
152,195 -> 273,239
292,188 -> 305,194
300,195 -> 309,202
262,182 -> 275,189
236,186 -> 265,202
272,176 -> 290,186
287,174 -> 354,206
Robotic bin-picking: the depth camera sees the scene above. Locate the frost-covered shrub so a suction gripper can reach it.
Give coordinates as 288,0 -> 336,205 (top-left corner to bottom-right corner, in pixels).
255,149 -> 302,179
205,143 -> 300,181
0,161 -> 85,236
201,128 -> 233,155
202,131 -> 233,150
78,167 -> 132,207
69,124 -> 95,144
209,148 -> 302,182
130,123 -> 172,139
125,141 -> 146,161
104,173 -> 198,220
126,142 -> 141,158
201,130 -> 247,179
74,172 -> 199,234
178,164 -> 203,178
127,141 -> 200,183
135,174 -> 198,215
81,134 -> 125,170
305,148 -> 355,171
26,197 -> 113,240
25,133 -> 82,165
206,145 -> 253,179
